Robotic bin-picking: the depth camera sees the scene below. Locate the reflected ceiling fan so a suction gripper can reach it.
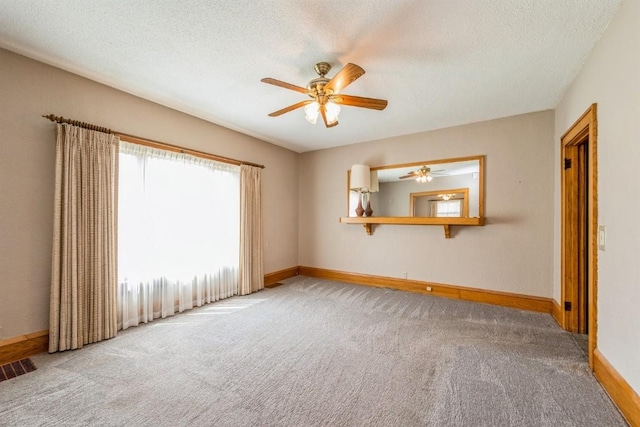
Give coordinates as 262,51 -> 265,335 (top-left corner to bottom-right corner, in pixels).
400,166 -> 447,183
261,62 -> 387,128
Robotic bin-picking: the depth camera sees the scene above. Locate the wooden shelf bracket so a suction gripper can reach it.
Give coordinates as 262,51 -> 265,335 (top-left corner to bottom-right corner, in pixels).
363,223 -> 372,235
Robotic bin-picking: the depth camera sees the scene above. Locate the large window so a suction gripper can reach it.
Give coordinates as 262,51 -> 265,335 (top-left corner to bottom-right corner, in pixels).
434,200 -> 462,217
117,141 -> 240,330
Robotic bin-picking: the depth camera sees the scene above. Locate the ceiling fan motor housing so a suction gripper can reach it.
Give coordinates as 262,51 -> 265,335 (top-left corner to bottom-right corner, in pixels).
307,62 -> 333,97
307,77 -> 330,97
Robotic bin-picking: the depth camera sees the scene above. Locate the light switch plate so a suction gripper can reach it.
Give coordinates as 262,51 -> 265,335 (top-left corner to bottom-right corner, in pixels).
598,225 -> 606,251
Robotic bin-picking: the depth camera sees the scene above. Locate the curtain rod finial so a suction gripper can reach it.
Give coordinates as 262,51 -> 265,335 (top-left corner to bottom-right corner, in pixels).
43,114 -> 64,123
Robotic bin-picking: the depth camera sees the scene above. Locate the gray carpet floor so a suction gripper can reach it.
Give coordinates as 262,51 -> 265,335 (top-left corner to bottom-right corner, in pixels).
0,276 -> 626,426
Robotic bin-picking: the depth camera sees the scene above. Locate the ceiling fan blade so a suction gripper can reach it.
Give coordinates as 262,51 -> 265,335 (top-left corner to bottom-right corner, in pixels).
399,175 -> 414,179
333,94 -> 388,110
319,105 -> 338,128
268,100 -> 313,117
261,78 -> 308,94
324,63 -> 365,94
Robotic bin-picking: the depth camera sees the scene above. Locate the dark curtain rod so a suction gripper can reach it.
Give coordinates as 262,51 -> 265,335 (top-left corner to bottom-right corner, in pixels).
43,114 -> 112,134
42,114 -> 265,169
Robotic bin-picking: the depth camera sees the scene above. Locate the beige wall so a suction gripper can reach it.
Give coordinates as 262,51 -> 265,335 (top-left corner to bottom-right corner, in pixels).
0,48 -> 299,339
554,0 -> 639,393
299,110 -> 555,297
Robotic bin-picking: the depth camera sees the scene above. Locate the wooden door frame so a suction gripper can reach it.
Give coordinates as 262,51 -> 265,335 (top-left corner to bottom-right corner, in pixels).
560,103 -> 598,369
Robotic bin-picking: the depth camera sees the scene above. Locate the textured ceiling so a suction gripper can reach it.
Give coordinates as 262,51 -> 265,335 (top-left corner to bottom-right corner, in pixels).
0,1 -> 622,152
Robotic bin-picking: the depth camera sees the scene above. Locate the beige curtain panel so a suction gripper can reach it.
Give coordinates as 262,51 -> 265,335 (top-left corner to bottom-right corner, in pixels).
49,124 -> 120,352
239,164 -> 264,296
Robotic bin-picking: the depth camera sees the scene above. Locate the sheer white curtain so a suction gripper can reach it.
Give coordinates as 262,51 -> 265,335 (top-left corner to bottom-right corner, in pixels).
436,200 -> 462,217
117,142 -> 240,330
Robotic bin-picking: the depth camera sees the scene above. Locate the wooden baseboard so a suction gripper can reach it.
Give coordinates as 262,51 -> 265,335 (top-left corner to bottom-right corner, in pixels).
593,349 -> 640,425
551,299 -> 563,326
264,266 -> 299,287
298,266 -> 553,313
0,330 -> 49,364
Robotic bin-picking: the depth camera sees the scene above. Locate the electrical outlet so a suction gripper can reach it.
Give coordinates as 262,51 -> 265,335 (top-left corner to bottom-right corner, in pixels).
426,286 -> 432,292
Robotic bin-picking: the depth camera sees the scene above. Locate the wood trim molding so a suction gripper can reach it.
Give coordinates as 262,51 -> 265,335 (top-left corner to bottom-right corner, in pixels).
298,266 -> 553,313
264,266 -> 299,287
0,330 -> 49,364
551,299 -> 563,326
593,349 -> 640,426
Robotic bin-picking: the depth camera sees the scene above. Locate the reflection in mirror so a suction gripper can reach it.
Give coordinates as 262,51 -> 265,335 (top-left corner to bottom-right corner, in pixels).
348,157 -> 482,218
410,188 -> 469,217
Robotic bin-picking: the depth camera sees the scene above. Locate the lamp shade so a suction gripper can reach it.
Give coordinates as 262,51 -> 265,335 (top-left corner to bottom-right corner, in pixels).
369,170 -> 379,193
350,164 -> 371,192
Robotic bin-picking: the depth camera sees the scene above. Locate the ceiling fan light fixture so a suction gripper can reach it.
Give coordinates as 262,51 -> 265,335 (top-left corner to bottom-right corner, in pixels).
325,101 -> 341,125
415,174 -> 433,183
304,102 -> 320,124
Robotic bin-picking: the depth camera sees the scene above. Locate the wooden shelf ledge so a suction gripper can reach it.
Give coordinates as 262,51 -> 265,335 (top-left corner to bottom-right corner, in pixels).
339,216 -> 485,238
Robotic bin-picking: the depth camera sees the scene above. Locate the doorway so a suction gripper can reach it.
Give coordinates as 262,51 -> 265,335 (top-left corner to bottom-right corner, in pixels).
560,104 -> 598,369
